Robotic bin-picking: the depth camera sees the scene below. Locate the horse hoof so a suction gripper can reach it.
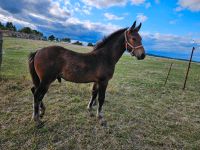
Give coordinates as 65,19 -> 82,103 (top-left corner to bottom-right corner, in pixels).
32,114 -> 39,122
87,110 -> 95,117
89,112 -> 95,117
99,119 -> 107,127
39,113 -> 45,118
92,100 -> 97,106
35,120 -> 44,128
98,116 -> 107,127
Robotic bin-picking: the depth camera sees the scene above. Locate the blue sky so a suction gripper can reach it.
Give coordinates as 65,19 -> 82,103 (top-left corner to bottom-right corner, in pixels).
0,0 -> 200,61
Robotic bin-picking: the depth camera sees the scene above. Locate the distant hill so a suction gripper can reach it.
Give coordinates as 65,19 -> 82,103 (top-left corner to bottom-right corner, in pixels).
146,53 -> 200,63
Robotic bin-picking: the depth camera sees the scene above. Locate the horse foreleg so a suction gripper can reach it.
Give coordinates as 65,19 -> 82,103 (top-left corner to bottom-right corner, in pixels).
87,83 -> 99,117
97,81 -> 108,126
39,101 -> 46,118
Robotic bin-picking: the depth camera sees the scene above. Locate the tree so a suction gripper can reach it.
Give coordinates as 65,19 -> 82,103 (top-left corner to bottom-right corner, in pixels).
61,37 -> 71,43
0,22 -> 5,30
42,36 -> 47,41
73,41 -> 83,46
32,30 -> 43,37
19,27 -> 32,34
5,22 -> 16,31
48,35 -> 55,41
87,42 -> 94,47
19,27 -> 43,37
56,38 -> 59,42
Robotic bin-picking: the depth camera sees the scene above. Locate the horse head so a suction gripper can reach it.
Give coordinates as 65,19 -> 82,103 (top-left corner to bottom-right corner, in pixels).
125,21 -> 145,60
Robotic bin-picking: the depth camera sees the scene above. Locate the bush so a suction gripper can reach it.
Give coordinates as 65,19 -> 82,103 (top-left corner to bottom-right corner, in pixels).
73,41 -> 83,46
32,30 -> 43,37
87,42 -> 94,47
61,37 -> 71,43
19,27 -> 32,34
48,35 -> 55,41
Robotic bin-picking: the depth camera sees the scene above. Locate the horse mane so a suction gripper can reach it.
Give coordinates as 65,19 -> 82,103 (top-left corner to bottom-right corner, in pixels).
93,28 -> 128,51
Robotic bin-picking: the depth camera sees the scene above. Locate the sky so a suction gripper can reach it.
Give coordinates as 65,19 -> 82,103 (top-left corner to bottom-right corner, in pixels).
0,0 -> 200,61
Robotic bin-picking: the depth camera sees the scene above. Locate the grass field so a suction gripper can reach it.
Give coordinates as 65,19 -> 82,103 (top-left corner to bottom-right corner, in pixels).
1,37 -> 200,149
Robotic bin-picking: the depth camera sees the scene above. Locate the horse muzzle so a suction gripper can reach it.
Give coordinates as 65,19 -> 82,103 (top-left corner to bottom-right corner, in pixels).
137,53 -> 146,60
133,47 -> 146,60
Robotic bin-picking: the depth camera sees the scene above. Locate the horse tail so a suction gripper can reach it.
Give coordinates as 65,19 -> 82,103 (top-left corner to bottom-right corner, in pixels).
28,51 -> 40,92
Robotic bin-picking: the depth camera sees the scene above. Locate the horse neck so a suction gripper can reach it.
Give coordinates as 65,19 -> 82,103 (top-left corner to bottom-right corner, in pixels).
104,33 -> 126,64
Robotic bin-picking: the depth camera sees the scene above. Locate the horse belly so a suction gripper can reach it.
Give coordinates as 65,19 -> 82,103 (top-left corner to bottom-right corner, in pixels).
61,67 -> 98,83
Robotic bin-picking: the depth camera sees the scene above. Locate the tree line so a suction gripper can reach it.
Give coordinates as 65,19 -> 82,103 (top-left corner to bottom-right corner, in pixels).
0,21 -> 94,46
0,22 -> 43,37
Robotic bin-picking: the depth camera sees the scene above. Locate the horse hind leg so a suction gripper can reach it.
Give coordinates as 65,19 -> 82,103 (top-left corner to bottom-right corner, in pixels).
31,85 -> 45,118
33,81 -> 50,126
87,82 -> 99,117
30,85 -> 45,118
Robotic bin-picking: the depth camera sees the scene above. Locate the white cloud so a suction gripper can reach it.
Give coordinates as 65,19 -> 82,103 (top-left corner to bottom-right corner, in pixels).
176,0 -> 200,12
131,0 -> 146,5
0,0 -> 120,37
175,6 -> 183,11
65,17 -> 120,34
0,8 -> 37,29
82,5 -> 92,15
82,9 -> 90,15
81,0 -> 127,8
136,13 -> 148,22
155,0 -> 160,4
74,3 -> 92,15
145,2 -> 151,8
81,0 -> 152,9
104,13 -> 124,20
131,0 -> 151,9
169,20 -> 178,24
141,31 -> 200,53
65,17 -> 81,25
49,2 -> 70,19
28,12 -> 53,22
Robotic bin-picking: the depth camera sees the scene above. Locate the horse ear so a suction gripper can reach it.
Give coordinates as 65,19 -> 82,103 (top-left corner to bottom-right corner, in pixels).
134,23 -> 142,32
130,21 -> 136,31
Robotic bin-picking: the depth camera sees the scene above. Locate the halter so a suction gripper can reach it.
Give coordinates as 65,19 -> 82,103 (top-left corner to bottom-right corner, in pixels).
124,30 -> 143,55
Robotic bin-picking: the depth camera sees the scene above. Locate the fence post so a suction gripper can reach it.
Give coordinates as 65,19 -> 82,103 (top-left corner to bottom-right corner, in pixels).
183,47 -> 195,90
0,31 -> 3,70
164,62 -> 173,86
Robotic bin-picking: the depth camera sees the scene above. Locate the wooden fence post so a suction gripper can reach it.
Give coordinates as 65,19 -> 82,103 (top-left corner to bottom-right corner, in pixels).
183,47 -> 195,90
0,31 -> 3,70
164,62 -> 173,86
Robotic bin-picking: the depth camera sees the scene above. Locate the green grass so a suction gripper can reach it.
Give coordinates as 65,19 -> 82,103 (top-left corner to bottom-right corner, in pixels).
1,37 -> 200,149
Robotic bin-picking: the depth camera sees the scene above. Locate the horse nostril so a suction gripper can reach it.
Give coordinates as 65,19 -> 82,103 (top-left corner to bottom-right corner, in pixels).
141,53 -> 145,59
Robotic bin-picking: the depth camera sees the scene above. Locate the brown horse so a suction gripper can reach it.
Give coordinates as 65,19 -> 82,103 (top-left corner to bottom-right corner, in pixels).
28,21 -> 145,126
